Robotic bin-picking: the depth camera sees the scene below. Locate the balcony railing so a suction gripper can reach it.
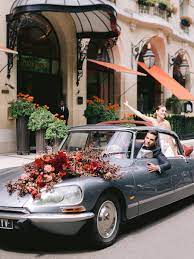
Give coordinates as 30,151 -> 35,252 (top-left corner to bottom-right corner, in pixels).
138,4 -> 171,22
181,26 -> 189,34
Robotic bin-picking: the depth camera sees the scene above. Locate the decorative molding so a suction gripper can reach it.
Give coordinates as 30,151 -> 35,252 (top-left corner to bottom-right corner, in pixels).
129,23 -> 137,32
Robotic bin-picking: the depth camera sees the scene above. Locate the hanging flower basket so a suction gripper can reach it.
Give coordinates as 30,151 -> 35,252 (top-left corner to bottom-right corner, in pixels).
157,0 -> 172,11
137,0 -> 157,6
180,16 -> 193,27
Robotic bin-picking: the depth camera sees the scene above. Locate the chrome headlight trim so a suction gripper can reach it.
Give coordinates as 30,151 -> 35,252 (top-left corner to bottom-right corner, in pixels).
33,185 -> 83,206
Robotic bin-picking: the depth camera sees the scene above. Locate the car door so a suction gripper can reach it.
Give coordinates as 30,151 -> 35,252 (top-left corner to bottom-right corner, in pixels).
131,130 -> 173,215
132,157 -> 173,215
159,132 -> 193,201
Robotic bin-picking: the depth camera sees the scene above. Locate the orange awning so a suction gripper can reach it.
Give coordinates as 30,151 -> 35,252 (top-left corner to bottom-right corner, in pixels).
138,62 -> 194,101
88,59 -> 146,76
0,45 -> 18,54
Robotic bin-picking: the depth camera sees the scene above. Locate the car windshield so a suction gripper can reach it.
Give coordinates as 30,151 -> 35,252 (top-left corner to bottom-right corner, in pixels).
60,130 -> 133,156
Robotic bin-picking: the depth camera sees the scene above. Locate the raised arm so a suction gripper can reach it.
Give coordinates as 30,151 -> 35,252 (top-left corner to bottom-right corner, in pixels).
124,100 -> 155,124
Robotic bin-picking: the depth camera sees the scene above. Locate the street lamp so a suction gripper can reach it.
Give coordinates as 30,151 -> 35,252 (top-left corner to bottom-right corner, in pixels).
168,49 -> 189,78
142,44 -> 155,69
131,38 -> 155,69
179,58 -> 189,79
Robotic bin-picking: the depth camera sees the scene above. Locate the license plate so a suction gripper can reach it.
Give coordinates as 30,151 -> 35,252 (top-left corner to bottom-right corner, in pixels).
0,219 -> 13,229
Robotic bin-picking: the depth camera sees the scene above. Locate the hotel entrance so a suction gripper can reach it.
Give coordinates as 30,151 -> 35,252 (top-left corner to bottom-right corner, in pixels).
17,14 -> 62,114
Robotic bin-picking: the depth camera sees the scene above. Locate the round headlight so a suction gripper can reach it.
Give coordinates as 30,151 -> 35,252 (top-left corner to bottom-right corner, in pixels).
34,190 -> 64,205
62,186 -> 82,205
33,185 -> 82,206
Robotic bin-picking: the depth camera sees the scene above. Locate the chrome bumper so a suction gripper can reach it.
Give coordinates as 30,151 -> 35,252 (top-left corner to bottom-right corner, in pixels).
0,211 -> 95,223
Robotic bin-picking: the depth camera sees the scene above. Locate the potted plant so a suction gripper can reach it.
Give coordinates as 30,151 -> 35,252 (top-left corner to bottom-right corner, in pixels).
84,96 -> 105,124
180,16 -> 192,27
165,95 -> 182,114
158,0 -> 170,11
102,104 -> 119,121
84,96 -> 119,124
137,0 -> 157,6
28,106 -> 54,154
10,93 -> 35,155
45,118 -> 69,152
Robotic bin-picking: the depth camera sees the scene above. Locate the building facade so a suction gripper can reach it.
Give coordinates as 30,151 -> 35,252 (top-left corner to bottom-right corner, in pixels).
0,0 -> 194,153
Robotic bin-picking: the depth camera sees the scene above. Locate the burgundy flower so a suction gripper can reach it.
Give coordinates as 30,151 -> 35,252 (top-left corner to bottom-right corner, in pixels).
6,148 -> 119,199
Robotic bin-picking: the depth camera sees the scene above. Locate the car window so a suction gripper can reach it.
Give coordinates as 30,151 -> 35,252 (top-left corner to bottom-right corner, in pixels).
60,130 -> 133,158
104,131 -> 132,158
62,132 -> 89,151
134,130 -> 160,159
159,133 -> 179,157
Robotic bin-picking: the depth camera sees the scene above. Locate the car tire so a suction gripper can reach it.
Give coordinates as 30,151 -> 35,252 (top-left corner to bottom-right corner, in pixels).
88,193 -> 121,249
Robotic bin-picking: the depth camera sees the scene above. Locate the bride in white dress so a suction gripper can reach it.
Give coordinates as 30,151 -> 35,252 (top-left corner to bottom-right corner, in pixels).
124,101 -> 177,156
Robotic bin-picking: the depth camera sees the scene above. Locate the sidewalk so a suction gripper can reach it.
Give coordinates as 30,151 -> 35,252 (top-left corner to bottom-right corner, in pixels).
0,153 -> 36,169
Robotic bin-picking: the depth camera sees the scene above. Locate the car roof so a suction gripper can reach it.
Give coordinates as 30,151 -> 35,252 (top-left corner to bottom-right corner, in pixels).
69,124 -> 179,138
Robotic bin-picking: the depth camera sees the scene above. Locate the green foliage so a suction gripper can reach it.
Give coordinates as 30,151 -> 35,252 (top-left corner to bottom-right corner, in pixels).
138,0 -> 173,11
84,96 -> 119,123
10,97 -> 35,119
45,119 -> 69,140
138,0 -> 157,6
84,100 -> 104,123
158,0 -> 172,10
101,110 -> 119,121
165,95 -> 182,114
166,114 -> 194,139
28,107 -> 54,131
146,0 -> 158,6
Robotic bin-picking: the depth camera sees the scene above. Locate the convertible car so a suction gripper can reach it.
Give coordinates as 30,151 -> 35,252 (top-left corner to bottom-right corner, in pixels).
0,124 -> 194,249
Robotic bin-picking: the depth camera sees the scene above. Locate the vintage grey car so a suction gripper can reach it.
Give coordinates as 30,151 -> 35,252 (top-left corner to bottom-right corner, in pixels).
0,124 -> 193,248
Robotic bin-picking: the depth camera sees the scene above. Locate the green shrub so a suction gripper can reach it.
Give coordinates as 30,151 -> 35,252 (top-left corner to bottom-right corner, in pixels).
10,93 -> 35,119
45,119 -> 69,140
28,106 -> 54,131
84,96 -> 119,123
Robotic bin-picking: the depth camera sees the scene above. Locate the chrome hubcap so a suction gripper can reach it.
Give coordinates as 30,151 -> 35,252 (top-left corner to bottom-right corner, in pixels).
97,200 -> 117,239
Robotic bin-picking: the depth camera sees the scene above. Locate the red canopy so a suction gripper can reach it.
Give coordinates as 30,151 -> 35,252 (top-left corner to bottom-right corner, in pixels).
138,62 -> 194,101
88,59 -> 146,76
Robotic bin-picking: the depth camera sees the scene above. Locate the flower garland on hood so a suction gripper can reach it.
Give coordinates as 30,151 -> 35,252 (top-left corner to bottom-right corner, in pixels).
6,149 -> 119,199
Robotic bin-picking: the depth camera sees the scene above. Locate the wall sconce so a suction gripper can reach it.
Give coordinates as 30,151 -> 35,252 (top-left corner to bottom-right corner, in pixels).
142,43 -> 155,69
168,49 -> 189,78
131,39 -> 155,69
179,58 -> 189,79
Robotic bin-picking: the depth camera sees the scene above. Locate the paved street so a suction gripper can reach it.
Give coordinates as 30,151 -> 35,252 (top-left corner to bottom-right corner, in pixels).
0,142 -> 194,259
0,197 -> 193,259
0,154 -> 35,169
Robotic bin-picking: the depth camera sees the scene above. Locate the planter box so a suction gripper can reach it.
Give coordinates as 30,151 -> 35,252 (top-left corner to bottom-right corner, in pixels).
16,117 -> 30,155
35,129 -> 46,154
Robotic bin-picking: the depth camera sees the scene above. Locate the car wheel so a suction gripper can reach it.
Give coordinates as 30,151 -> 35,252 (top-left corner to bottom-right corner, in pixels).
88,193 -> 121,249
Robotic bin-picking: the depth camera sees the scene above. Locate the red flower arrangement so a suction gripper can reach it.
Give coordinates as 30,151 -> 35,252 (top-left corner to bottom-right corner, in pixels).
6,149 -> 119,199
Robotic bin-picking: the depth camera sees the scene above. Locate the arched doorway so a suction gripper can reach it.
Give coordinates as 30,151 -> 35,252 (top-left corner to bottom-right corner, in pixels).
17,14 -> 62,114
87,40 -> 115,103
137,44 -> 161,113
173,54 -> 187,87
170,52 -> 191,113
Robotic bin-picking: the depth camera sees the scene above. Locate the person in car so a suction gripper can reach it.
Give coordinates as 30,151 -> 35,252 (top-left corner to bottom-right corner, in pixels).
124,100 -> 177,156
134,130 -> 171,174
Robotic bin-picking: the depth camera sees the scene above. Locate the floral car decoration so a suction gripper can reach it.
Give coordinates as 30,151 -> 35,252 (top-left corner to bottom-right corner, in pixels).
6,149 -> 119,199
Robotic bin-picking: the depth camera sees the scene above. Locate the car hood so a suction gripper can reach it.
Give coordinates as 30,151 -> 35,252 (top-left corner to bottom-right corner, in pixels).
0,167 -> 31,207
